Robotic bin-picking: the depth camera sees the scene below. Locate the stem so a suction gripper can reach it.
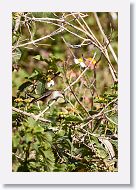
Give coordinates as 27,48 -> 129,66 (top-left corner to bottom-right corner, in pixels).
12,107 -> 51,123
93,12 -> 118,64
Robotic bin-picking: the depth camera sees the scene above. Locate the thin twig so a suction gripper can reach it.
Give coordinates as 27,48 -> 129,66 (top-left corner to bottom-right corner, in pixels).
64,52 -> 97,92
77,13 -> 102,48
35,100 -> 56,121
27,15 -> 99,49
65,97 -> 83,120
12,106 -> 51,123
12,153 -> 24,162
84,97 -> 118,122
104,114 -> 118,125
12,27 -> 64,49
73,13 -> 102,49
93,12 -> 118,64
63,58 -> 90,116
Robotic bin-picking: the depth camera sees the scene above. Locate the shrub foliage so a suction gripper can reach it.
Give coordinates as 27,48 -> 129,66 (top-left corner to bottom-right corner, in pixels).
12,12 -> 118,172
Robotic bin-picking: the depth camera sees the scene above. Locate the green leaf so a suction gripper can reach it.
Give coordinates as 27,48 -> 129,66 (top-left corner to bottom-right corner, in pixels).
27,69 -> 42,81
38,148 -> 55,171
54,163 -> 67,172
12,134 -> 20,148
90,135 -> 99,145
96,145 -> 108,159
24,133 -> 33,143
110,139 -> 118,154
18,81 -> 32,91
57,129 -> 65,137
31,142 -> 40,152
110,113 -> 118,124
33,55 -> 42,61
36,81 -> 46,95
44,132 -> 52,143
33,55 -> 50,64
65,115 -> 82,122
12,48 -> 22,63
65,138 -> 73,152
27,117 -> 37,128
33,125 -> 44,133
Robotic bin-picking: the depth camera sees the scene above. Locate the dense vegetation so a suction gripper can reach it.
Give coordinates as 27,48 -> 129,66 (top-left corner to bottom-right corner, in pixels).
12,12 -> 118,172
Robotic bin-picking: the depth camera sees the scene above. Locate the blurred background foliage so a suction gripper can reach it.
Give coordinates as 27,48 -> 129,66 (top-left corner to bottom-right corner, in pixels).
12,12 -> 118,172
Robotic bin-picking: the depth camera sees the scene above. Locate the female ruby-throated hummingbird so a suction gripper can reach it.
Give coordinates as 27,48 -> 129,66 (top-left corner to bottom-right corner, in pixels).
32,90 -> 64,104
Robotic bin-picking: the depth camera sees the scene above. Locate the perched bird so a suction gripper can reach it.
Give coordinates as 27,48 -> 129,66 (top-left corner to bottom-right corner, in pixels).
32,90 -> 64,104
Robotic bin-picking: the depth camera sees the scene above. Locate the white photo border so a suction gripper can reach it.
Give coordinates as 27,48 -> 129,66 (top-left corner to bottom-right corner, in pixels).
0,0 -> 130,184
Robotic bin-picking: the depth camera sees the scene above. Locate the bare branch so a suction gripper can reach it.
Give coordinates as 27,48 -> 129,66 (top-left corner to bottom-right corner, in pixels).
93,12 -> 118,64
12,106 -> 51,123
12,27 -> 64,49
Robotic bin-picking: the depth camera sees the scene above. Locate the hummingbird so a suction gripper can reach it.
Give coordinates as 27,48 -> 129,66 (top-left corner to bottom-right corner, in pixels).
32,90 -> 64,104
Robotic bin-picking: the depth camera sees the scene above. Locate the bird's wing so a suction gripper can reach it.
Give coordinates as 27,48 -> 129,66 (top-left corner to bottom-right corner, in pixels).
34,90 -> 53,102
